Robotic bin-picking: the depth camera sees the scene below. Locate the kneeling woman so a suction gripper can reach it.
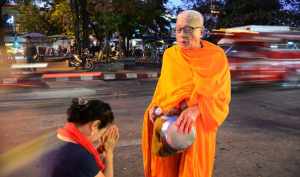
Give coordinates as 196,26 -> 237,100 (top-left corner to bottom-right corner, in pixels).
43,98 -> 119,177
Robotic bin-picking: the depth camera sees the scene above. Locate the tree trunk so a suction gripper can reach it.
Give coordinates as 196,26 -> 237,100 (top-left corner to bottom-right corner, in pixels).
126,36 -> 130,57
118,33 -> 126,57
104,36 -> 111,60
90,23 -> 102,44
0,4 -> 6,55
70,0 -> 80,54
79,0 -> 89,50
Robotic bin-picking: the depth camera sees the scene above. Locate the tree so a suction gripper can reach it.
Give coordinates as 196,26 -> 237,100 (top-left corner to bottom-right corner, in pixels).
50,0 -> 73,36
88,0 -> 170,56
184,0 -> 224,30
219,0 -> 281,27
279,0 -> 300,26
184,0 -> 300,28
17,0 -> 75,35
18,4 -> 51,33
3,0 -> 171,58
68,0 -> 91,54
281,0 -> 300,12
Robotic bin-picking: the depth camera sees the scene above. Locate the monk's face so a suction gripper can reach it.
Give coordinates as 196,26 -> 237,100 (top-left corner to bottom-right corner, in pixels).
176,14 -> 203,49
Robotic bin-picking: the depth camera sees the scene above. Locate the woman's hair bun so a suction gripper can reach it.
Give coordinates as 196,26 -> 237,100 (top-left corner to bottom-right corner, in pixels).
72,97 -> 89,106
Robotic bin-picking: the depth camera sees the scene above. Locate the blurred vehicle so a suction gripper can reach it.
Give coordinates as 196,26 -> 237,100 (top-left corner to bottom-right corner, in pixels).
5,42 -> 24,56
43,35 -> 73,61
4,35 -> 26,63
209,26 -> 300,88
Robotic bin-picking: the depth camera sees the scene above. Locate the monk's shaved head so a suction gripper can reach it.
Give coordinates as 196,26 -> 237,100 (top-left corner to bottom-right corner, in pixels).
177,10 -> 204,27
176,10 -> 204,48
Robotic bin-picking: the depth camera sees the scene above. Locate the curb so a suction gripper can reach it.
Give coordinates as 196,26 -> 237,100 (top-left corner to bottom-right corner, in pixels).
43,71 -> 160,81
101,72 -> 159,81
0,71 -> 160,84
42,72 -> 103,82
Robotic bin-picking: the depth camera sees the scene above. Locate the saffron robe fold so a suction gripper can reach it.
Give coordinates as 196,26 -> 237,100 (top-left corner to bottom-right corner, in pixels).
142,40 -> 231,177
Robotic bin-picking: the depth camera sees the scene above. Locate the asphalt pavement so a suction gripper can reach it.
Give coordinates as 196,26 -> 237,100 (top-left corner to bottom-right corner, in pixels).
0,79 -> 299,177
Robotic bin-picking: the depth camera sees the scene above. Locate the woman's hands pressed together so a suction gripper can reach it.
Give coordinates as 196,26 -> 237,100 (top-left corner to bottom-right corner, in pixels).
98,125 -> 119,157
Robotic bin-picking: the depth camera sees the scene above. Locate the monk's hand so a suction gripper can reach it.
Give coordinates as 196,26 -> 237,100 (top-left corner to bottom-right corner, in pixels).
149,107 -> 162,123
175,106 -> 199,134
149,107 -> 156,123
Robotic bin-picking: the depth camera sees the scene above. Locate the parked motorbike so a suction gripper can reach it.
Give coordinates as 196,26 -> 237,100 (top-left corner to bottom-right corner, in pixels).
69,49 -> 96,71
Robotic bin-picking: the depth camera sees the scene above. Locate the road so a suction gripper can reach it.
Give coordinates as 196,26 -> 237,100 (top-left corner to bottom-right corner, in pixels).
0,80 -> 299,177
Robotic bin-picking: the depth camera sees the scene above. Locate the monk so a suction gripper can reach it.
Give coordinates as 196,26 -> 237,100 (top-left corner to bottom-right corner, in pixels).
141,10 -> 231,177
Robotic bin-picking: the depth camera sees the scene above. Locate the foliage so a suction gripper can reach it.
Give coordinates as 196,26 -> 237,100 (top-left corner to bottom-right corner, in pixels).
17,0 -> 73,35
183,0 -> 300,28
49,0 -> 73,36
88,0 -> 170,38
18,4 -> 50,34
87,0 -> 170,55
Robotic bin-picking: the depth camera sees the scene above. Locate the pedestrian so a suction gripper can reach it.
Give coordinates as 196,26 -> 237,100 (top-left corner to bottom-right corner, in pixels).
25,36 -> 37,63
142,10 -> 231,177
24,36 -> 37,71
41,97 -> 119,177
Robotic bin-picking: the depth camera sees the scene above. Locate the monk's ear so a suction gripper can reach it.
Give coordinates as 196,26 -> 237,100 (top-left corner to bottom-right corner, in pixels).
200,28 -> 205,38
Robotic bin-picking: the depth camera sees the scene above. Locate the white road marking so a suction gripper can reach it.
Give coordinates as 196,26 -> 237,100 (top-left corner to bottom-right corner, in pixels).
104,74 -> 116,80
0,88 -> 96,101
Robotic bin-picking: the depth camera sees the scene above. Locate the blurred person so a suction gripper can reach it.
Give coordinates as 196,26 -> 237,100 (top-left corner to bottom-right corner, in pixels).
25,36 -> 37,64
24,36 -> 37,71
41,98 -> 119,177
58,45 -> 63,56
142,10 -> 231,177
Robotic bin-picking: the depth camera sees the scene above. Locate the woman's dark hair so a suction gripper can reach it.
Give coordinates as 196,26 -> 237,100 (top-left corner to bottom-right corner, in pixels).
67,97 -> 114,129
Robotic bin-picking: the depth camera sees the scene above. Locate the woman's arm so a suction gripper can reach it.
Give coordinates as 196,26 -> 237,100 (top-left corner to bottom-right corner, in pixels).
97,125 -> 119,177
103,151 -> 114,177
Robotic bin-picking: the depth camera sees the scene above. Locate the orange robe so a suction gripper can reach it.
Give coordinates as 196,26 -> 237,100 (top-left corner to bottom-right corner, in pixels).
142,40 -> 231,177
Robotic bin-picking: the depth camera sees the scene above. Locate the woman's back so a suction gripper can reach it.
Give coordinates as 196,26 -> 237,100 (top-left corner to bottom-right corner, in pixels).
41,139 -> 99,177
